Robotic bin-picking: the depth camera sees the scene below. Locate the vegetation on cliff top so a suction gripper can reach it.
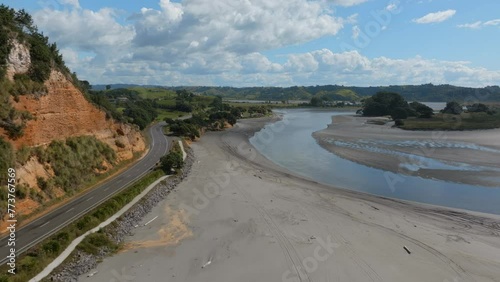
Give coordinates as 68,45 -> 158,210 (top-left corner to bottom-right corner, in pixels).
0,4 -> 74,139
0,4 -> 69,82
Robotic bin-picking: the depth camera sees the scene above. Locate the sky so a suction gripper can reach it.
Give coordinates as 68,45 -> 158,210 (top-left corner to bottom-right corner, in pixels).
2,0 -> 500,87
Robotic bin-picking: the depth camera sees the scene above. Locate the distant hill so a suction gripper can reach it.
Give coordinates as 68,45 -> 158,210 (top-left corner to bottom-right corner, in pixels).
91,84 -> 162,90
96,84 -> 500,102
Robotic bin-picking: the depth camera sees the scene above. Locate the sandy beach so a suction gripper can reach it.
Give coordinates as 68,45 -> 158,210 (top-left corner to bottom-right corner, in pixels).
313,115 -> 500,187
79,117 -> 500,282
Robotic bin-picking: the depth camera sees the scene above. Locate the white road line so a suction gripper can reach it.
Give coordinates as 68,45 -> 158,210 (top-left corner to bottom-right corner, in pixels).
144,216 -> 158,226
40,221 -> 50,228
86,196 -> 94,202
67,208 -> 74,212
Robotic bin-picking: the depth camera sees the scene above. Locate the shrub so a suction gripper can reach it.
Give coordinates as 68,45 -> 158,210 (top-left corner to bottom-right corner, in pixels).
160,151 -> 183,173
442,101 -> 463,115
467,103 -> 489,113
0,137 -> 14,186
16,145 -> 32,165
42,240 -> 61,255
115,140 -> 126,148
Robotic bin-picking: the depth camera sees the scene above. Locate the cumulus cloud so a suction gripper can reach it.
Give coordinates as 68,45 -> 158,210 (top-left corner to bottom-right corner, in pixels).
413,9 -> 456,24
29,1 -> 500,87
281,50 -> 500,87
33,8 -> 134,52
131,0 -> 344,56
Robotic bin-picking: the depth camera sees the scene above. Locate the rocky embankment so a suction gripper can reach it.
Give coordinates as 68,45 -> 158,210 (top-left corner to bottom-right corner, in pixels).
50,147 -> 195,282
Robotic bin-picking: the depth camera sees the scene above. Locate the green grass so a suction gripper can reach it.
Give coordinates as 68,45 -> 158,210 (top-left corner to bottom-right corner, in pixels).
227,102 -> 293,109
156,109 -> 187,121
157,99 -> 176,107
129,87 -> 176,100
0,169 -> 165,282
400,111 -> 500,130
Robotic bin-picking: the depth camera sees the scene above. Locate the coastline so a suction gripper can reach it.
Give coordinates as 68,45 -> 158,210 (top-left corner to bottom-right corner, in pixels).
78,116 -> 500,282
313,115 -> 500,187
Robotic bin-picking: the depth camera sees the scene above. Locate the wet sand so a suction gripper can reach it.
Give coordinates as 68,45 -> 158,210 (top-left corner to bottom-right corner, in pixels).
80,117 -> 500,282
313,115 -> 500,187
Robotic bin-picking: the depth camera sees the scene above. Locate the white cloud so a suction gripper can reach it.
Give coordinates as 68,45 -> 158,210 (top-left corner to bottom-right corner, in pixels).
457,19 -> 500,29
328,0 -> 369,7
63,47 -> 500,87
59,0 -> 80,8
280,50 -> 500,87
352,26 -> 360,39
29,1 -> 500,87
131,0 -> 344,57
346,13 -> 358,24
484,19 -> 500,26
413,9 -> 456,24
385,3 -> 397,11
33,8 -> 135,53
457,21 -> 482,29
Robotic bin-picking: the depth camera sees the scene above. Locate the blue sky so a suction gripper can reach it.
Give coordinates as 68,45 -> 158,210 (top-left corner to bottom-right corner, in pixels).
2,0 -> 499,86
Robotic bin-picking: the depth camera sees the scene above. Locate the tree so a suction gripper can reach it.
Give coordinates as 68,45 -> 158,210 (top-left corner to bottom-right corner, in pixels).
105,85 -> 111,90
79,80 -> 91,91
390,107 -> 408,120
442,101 -> 462,115
160,151 -> 183,173
362,92 -> 409,117
310,96 -> 322,107
467,103 -> 489,113
210,95 -> 223,111
176,89 -> 194,102
409,101 -> 434,118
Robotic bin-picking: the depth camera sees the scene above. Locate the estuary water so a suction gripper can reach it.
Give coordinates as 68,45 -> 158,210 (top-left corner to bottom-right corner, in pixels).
249,109 -> 500,215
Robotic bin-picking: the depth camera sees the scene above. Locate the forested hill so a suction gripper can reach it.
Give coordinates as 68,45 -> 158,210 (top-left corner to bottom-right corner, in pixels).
95,84 -> 500,102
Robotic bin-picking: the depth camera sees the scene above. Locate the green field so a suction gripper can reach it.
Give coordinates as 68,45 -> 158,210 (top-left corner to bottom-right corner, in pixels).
129,87 -> 176,100
400,111 -> 500,130
156,109 -> 188,121
226,102 -> 298,109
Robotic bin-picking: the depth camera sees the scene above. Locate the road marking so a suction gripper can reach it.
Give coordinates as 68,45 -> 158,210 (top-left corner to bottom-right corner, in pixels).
40,221 -> 50,228
104,187 -> 109,191
144,216 -> 158,226
68,208 -> 74,212
86,196 -> 94,202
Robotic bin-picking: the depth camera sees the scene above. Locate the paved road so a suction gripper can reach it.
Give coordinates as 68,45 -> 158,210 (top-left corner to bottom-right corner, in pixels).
0,122 -> 169,265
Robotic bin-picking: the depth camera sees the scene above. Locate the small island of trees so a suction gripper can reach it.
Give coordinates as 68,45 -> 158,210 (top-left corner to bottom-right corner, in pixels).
359,92 -> 500,130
